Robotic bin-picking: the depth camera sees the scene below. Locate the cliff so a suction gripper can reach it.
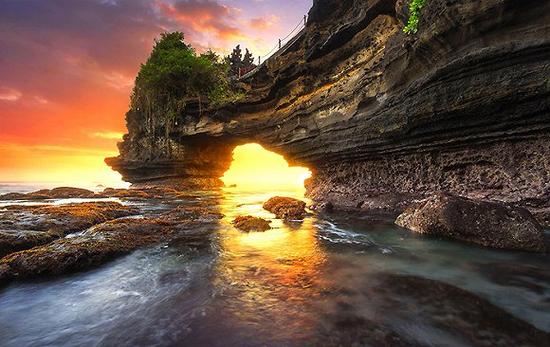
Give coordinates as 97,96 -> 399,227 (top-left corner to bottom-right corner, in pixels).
106,0 -> 550,220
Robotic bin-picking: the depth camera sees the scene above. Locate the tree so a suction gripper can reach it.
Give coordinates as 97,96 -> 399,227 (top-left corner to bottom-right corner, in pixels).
131,32 -> 241,156
228,44 -> 243,76
243,48 -> 255,68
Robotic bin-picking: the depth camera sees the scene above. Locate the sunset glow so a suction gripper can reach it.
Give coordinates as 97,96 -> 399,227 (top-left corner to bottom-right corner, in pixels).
221,144 -> 311,191
0,0 -> 312,186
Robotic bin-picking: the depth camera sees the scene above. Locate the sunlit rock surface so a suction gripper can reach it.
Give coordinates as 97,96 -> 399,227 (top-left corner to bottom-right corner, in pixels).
107,0 -> 550,224
232,216 -> 272,232
263,196 -> 307,220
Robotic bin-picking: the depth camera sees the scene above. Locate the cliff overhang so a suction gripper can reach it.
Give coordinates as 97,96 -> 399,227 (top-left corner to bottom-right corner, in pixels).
107,0 -> 550,219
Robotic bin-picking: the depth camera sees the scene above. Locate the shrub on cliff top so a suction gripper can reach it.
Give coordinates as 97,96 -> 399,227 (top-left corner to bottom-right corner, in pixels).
131,32 -> 238,120
404,0 -> 427,34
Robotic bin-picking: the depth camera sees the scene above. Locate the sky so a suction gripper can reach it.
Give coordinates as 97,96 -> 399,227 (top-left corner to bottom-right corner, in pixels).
0,0 -> 312,187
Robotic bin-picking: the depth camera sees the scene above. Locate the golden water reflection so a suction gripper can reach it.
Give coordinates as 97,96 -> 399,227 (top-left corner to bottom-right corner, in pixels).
215,187 -> 329,337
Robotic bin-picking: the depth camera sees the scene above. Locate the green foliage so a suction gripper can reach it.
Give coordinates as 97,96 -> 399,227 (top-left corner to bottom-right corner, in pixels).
131,32 -> 240,121
403,0 -> 427,34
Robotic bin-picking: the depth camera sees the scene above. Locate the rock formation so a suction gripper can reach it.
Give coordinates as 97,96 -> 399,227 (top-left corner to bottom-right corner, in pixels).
232,216 -> 272,232
263,196 -> 307,220
395,193 -> 547,252
106,0 -> 550,223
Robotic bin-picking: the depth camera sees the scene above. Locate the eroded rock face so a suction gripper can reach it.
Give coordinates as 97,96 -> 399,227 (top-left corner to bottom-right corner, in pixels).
395,193 -> 546,252
263,197 -> 307,220
107,0 -> 550,223
232,216 -> 271,232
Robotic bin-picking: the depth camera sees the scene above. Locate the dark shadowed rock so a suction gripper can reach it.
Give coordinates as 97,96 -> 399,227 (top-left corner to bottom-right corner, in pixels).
369,274 -> 550,346
0,229 -> 63,258
263,197 -> 307,220
473,262 -> 550,295
395,193 -> 546,252
311,201 -> 334,213
318,313 -> 424,347
232,216 -> 271,232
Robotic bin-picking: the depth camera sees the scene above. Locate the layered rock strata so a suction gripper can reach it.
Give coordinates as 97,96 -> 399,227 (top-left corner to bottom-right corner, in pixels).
106,0 -> 550,223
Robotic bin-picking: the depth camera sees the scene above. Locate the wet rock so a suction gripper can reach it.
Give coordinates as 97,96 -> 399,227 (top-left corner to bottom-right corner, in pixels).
473,262 -> 550,295
318,314 -> 422,347
0,205 -> 221,283
0,229 -> 63,258
369,274 -> 550,346
97,188 -> 152,199
0,193 -> 29,200
232,216 -> 271,232
0,218 -> 169,282
0,187 -> 96,200
395,193 -> 546,252
0,202 -> 138,236
263,197 -> 307,220
311,201 -> 334,213
43,187 -> 95,199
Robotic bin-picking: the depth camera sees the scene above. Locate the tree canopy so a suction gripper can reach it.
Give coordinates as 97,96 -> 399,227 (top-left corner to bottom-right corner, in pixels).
131,32 -> 239,120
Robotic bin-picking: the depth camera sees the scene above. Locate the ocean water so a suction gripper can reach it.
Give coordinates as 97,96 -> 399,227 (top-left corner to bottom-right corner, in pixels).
0,185 -> 548,346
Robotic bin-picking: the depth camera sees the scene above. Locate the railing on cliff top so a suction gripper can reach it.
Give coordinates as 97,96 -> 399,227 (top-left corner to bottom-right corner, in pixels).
238,15 -> 308,81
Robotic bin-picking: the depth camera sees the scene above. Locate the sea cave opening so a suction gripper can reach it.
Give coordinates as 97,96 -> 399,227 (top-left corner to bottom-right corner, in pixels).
221,143 -> 312,196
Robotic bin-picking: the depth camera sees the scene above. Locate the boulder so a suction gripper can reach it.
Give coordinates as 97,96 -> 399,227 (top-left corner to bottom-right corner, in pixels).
395,193 -> 546,252
263,197 -> 307,220
232,216 -> 271,232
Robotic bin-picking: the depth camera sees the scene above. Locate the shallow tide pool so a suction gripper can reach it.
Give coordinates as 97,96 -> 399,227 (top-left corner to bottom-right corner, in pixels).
0,188 -> 548,346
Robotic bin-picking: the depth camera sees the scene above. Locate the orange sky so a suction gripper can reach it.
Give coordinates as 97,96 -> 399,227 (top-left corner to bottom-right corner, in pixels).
0,0 -> 311,187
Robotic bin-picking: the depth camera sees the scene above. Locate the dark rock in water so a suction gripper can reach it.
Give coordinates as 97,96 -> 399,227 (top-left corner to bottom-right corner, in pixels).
0,218 -> 170,282
232,216 -> 271,232
0,202 -> 139,235
473,262 -> 550,295
311,201 -> 334,213
0,205 -> 222,283
318,313 -> 423,347
42,187 -> 95,199
0,192 -> 28,201
263,197 -> 307,220
395,193 -> 546,252
369,274 -> 550,347
0,229 -> 63,258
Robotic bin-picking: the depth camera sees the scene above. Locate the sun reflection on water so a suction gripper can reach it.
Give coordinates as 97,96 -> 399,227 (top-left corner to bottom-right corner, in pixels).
213,144 -> 328,337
